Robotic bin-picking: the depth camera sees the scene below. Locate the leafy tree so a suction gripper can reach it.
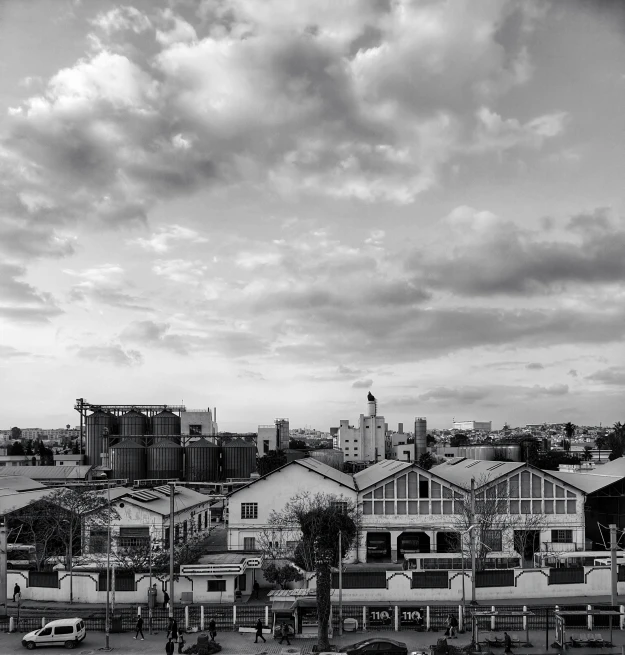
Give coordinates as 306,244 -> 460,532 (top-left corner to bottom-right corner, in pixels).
24,440 -> 34,456
582,446 -> 593,461
262,561 -> 304,589
72,443 -> 80,455
426,433 -> 436,445
417,452 -> 436,471
560,439 -> 571,452
257,449 -> 287,476
605,422 -> 625,461
10,427 -> 21,440
450,433 -> 469,447
530,451 -> 580,471
8,441 -> 25,456
289,439 -> 307,450
268,493 -> 360,651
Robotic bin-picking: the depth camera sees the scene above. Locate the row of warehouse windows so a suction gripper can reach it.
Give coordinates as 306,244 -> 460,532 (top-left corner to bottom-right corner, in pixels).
361,498 -> 576,515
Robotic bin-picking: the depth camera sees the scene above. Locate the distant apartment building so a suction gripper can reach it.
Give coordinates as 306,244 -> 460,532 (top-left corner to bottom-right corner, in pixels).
452,420 -> 492,432
338,393 -> 385,462
256,418 -> 290,456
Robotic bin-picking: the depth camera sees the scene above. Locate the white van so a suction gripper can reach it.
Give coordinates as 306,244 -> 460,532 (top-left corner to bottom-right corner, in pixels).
22,618 -> 86,650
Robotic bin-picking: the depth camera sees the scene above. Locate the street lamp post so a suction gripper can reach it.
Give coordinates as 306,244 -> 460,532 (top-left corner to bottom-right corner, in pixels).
461,524 -> 478,631
104,481 -> 112,651
338,531 -> 343,637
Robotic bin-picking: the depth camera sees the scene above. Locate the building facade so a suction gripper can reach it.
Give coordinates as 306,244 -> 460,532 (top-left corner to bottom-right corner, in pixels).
338,394 -> 386,462
452,421 -> 492,432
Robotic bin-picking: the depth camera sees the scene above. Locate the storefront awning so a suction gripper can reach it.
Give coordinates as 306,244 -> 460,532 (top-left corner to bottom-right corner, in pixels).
272,599 -> 296,611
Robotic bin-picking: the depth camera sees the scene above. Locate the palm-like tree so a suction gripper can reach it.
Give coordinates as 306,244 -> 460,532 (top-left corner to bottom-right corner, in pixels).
564,422 -> 576,440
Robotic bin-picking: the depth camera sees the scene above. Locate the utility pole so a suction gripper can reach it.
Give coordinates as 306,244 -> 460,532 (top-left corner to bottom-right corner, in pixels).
169,482 -> 175,620
104,481 -> 111,651
610,524 -> 618,604
470,477 -> 477,605
338,531 -> 343,637
69,521 -> 73,604
0,519 -> 6,617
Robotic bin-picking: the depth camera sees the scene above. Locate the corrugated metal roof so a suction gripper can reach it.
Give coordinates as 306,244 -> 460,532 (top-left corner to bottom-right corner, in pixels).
294,458 -> 356,490
0,489 -> 57,515
121,484 -> 212,516
0,476 -> 45,492
0,466 -> 92,480
430,459 -> 524,489
353,460 -> 413,491
549,460 -> 625,493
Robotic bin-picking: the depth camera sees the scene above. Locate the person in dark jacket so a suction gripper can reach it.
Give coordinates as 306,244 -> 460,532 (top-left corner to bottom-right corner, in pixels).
253,580 -> 260,599
279,622 -> 292,645
12,584 -> 20,602
208,618 -> 217,641
255,619 -> 266,643
167,617 -> 178,640
163,589 -> 170,609
504,632 -> 513,653
134,615 -> 145,640
165,637 -> 175,655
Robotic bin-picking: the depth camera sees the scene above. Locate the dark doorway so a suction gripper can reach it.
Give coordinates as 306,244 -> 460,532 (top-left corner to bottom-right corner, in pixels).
514,530 -> 540,568
366,532 -> 391,562
398,532 -> 430,557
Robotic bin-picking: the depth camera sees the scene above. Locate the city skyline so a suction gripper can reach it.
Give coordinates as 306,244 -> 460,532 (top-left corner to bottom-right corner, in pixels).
1,1 -> 624,431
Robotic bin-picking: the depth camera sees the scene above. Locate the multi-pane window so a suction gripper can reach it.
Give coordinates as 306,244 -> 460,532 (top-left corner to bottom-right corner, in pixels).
362,473 -> 454,515
189,425 -> 202,436
90,529 -> 108,553
207,580 -> 226,592
118,527 -> 149,549
483,530 -> 503,552
241,503 -> 258,519
551,530 -> 573,543
508,474 -> 576,515
331,501 -> 349,513
243,537 -> 256,550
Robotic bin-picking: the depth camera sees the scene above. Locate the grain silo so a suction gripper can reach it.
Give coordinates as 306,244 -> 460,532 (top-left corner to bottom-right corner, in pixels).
110,439 -> 146,483
414,417 -> 427,458
147,438 -> 183,479
222,439 -> 256,479
151,408 -> 181,438
185,438 -> 220,482
85,409 -> 116,467
120,409 -> 147,437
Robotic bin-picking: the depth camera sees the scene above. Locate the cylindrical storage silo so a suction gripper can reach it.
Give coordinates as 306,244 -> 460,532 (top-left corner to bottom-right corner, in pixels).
110,439 -> 146,483
186,438 -> 220,482
86,410 -> 116,467
222,439 -> 257,479
147,438 -> 183,479
414,417 -> 427,457
120,409 -> 147,437
152,409 -> 181,438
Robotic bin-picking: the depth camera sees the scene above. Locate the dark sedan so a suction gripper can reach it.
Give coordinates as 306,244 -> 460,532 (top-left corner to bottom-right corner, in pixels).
341,638 -> 408,655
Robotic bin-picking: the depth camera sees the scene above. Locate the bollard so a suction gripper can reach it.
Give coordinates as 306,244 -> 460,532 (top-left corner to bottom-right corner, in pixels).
41,617 -> 46,628
201,605 -> 205,631
138,606 -> 142,617
587,605 -> 593,631
265,605 -> 269,626
459,605 -> 463,633
9,617 -> 14,633
426,606 -> 431,631
491,606 -> 496,631
395,606 -> 399,632
523,606 -> 527,631
620,605 -> 624,631
233,605 -> 237,626
363,606 -> 367,631
185,605 -> 189,631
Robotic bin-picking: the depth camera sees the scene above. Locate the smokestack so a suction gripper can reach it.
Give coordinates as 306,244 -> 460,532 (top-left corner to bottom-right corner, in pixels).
415,417 -> 427,458
367,391 -> 377,417
214,407 -> 217,422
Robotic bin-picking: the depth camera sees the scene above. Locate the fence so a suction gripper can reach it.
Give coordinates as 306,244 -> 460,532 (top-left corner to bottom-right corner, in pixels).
28,571 -> 59,589
7,602 -> 625,634
332,571 -> 387,589
475,569 -> 515,588
549,567 -> 585,585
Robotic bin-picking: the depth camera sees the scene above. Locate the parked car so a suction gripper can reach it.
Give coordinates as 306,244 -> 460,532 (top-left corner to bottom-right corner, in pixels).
22,618 -> 86,650
340,638 -> 408,655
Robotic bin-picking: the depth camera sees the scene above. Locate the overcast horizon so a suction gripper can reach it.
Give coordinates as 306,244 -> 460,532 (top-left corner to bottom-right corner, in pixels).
1,0 -> 624,433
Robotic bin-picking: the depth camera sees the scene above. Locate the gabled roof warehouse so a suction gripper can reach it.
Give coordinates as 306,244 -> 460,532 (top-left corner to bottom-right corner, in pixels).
353,459 -> 413,491
0,465 -> 93,481
550,457 -> 625,494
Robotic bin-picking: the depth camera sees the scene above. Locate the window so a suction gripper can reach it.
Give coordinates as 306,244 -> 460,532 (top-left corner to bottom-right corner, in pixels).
118,527 -> 149,549
183,521 -> 188,542
241,503 -> 258,519
205,510 -> 208,526
198,514 -> 202,531
484,530 -> 502,551
189,425 -> 202,436
419,480 -> 429,498
207,580 -> 227,592
551,530 -> 573,543
54,626 -> 74,635
263,440 -> 270,454
90,529 -> 108,554
331,501 -> 349,513
175,525 -> 180,543
243,537 -> 256,550
39,628 -> 52,636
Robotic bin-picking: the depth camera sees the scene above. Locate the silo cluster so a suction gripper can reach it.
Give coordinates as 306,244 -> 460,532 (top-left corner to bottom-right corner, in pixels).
86,407 -> 256,483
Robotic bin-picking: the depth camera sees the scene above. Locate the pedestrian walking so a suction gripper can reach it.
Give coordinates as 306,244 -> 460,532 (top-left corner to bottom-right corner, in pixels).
177,630 -> 185,654
254,619 -> 266,643
167,617 -> 178,640
134,614 -> 145,640
163,589 -> 170,609
253,580 -> 260,599
165,637 -> 175,655
12,583 -> 20,602
449,614 -> 458,638
208,618 -> 217,641
504,632 -> 513,653
278,622 -> 292,645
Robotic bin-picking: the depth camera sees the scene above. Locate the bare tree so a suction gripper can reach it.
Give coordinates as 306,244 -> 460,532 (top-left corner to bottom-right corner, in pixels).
267,492 -> 360,651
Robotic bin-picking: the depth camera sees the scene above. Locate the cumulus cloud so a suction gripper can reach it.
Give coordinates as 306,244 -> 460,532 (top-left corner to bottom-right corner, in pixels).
75,344 -> 143,366
64,264 -> 150,311
586,367 -> 625,386
0,263 -> 62,324
417,386 -> 490,404
352,379 -> 373,389
526,362 -> 544,370
131,225 -> 208,253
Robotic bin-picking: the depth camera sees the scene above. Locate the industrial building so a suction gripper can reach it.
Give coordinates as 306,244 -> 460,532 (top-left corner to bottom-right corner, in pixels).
338,393 -> 386,462
452,420 -> 492,432
74,400 -> 256,484
256,418 -> 290,456
432,444 -> 523,462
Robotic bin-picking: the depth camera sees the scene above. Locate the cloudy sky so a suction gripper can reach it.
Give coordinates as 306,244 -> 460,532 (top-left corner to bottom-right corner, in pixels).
1,0 -> 624,432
